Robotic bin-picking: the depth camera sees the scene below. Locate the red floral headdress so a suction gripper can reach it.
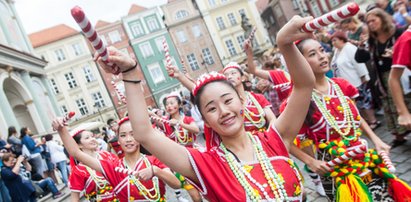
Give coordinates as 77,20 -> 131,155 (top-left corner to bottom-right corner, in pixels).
70,129 -> 85,138
192,72 -> 227,97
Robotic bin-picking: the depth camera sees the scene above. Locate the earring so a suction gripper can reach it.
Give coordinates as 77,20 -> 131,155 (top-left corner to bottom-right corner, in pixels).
240,109 -> 244,115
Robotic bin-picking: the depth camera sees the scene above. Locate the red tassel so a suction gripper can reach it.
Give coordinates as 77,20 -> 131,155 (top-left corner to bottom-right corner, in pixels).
388,178 -> 411,202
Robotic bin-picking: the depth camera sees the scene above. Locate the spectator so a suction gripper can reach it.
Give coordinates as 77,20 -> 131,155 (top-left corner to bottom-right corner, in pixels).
40,137 -> 58,184
392,0 -> 411,27
376,0 -> 395,15
20,127 -> 47,177
0,149 -> 11,202
44,134 -> 68,186
95,132 -> 108,151
7,127 -> 21,156
1,153 -> 36,202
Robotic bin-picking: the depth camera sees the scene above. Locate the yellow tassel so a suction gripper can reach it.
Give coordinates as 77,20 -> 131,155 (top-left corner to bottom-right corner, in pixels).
336,183 -> 354,202
347,175 -> 372,202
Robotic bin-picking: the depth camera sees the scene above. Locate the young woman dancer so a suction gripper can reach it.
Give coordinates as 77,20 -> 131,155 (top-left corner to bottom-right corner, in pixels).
97,15 -> 315,201
52,117 -> 181,201
289,38 -> 410,201
68,129 -> 118,202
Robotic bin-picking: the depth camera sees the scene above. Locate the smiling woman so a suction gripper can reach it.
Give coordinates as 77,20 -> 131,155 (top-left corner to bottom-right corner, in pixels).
95,15 -> 316,201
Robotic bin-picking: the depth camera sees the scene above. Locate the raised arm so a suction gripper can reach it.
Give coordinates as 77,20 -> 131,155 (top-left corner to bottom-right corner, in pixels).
244,40 -> 271,80
51,119 -> 101,173
96,47 -> 197,182
167,65 -> 195,91
273,16 -> 315,149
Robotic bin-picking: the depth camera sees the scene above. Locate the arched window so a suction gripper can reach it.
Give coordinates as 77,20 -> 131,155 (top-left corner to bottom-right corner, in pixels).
0,0 -> 29,51
175,10 -> 189,20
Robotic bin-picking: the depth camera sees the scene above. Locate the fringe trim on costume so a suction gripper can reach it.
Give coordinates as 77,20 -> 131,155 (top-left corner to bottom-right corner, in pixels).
387,177 -> 411,202
335,174 -> 372,202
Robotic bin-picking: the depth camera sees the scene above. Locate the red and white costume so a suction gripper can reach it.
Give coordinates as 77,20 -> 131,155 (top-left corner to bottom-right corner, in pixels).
298,78 -> 360,144
163,115 -> 197,148
268,69 -> 292,102
392,30 -> 411,70
243,92 -> 272,132
186,125 -> 303,202
70,151 -> 118,201
98,155 -> 167,202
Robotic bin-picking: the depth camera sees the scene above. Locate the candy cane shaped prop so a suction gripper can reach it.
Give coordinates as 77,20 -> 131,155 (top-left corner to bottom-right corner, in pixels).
62,111 -> 76,126
111,81 -> 127,104
379,151 -> 396,173
271,82 -> 291,90
326,145 -> 366,167
71,6 -> 120,74
302,2 -> 360,32
115,166 -> 139,176
149,115 -> 170,124
162,38 -> 174,77
247,26 -> 257,43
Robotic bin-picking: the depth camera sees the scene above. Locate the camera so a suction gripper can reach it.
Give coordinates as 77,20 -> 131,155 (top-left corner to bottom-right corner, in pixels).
23,154 -> 29,160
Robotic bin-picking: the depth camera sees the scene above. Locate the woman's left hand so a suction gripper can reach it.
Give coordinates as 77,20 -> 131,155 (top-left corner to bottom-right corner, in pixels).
169,119 -> 180,126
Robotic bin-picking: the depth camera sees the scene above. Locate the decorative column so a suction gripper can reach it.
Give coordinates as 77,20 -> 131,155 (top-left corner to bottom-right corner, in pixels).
0,88 -> 20,129
20,71 -> 50,131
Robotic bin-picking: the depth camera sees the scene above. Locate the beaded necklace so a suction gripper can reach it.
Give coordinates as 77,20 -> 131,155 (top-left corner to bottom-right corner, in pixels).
85,166 -> 110,190
312,79 -> 356,140
172,116 -> 191,145
243,92 -> 266,129
123,155 -> 161,201
220,132 -> 302,201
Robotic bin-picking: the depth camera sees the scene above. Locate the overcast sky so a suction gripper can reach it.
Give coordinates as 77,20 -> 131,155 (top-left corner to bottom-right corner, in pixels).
14,0 -> 167,34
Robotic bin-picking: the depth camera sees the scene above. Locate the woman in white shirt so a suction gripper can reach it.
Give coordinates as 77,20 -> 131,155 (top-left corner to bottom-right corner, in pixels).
331,31 -> 380,129
44,134 -> 68,186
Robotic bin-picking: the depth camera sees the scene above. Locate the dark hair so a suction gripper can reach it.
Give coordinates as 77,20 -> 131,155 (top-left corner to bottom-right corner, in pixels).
20,127 -> 28,139
73,132 -> 84,145
44,134 -> 53,141
1,153 -> 13,162
8,126 -> 16,138
107,118 -> 115,125
162,95 -> 182,109
263,61 -> 275,70
193,79 -> 240,118
295,38 -> 322,126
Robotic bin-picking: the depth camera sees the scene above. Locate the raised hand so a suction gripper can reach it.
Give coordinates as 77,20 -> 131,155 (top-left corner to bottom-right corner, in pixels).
276,16 -> 314,46
52,117 -> 65,131
166,65 -> 181,78
94,47 -> 136,75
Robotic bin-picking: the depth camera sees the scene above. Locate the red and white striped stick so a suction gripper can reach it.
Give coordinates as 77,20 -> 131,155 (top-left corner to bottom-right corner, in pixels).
149,115 -> 170,124
271,82 -> 291,90
62,111 -> 75,126
71,6 -> 120,74
326,145 -> 366,167
111,81 -> 127,104
115,166 -> 138,176
379,151 -> 396,173
247,26 -> 257,43
162,38 -> 174,77
302,2 -> 360,32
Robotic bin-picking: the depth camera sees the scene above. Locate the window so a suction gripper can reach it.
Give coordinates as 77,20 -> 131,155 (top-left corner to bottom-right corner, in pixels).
50,78 -> 59,94
101,35 -> 108,45
176,10 -> 189,19
269,16 -> 275,25
54,49 -> 65,61
202,48 -> 214,65
292,0 -> 299,9
310,0 -> 322,17
72,43 -> 83,56
176,30 -> 187,43
109,30 -> 121,44
216,17 -> 226,30
139,42 -> 154,58
192,25 -> 202,38
64,72 -> 77,89
187,53 -> 200,71
76,98 -> 89,116
83,65 -> 95,82
130,21 -> 144,37
225,39 -> 237,56
274,5 -> 283,18
60,105 -> 68,114
236,35 -> 245,47
92,92 -> 106,108
146,16 -> 160,32
147,63 -> 166,84
155,37 -> 166,53
227,13 -> 237,26
208,0 -> 216,7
